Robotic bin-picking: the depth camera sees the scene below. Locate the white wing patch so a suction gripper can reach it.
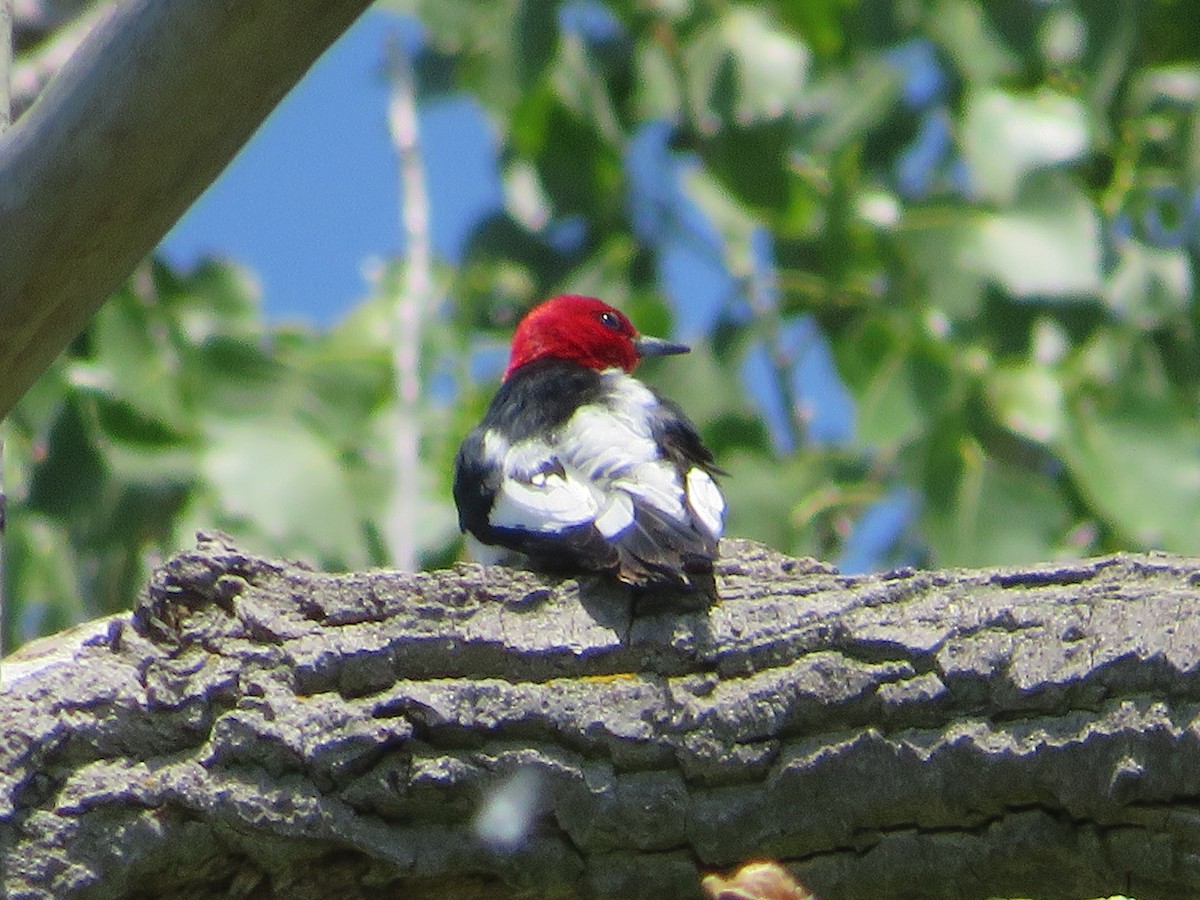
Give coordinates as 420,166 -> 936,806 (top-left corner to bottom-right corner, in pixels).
686,467 -> 725,537
483,371 -> 722,544
561,403 -> 657,480
484,431 -> 600,533
491,465 -> 599,532
593,492 -> 635,538
615,460 -> 686,520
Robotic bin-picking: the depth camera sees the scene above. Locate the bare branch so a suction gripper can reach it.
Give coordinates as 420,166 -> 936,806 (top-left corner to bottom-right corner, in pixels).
3,535 -> 1199,899
1,0 -> 11,128
0,0 -> 10,665
0,0 -> 374,419
10,0 -> 115,120
385,37 -> 432,572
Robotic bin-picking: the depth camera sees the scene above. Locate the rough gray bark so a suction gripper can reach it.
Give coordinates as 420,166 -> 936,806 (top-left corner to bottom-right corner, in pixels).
0,0 -> 373,419
3,534 -> 1199,900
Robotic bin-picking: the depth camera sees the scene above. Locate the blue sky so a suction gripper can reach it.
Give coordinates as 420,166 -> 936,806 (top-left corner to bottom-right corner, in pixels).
161,10 -> 500,325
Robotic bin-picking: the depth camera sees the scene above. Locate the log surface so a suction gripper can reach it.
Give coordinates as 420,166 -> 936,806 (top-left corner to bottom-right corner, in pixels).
3,534 -> 1199,900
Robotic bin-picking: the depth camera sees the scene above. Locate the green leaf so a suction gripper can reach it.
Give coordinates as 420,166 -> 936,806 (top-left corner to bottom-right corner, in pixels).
926,0 -> 1019,85
70,287 -> 188,433
963,174 -> 1103,299
898,207 -> 986,319
381,1 -> 526,112
705,120 -> 793,213
918,437 -> 1071,567
807,56 -> 903,153
986,363 -> 1066,445
281,328 -> 394,449
633,39 -> 684,121
26,400 -> 107,519
961,88 -> 1090,203
510,86 -> 623,216
686,6 -> 810,126
639,343 -> 746,438
1059,397 -> 1200,553
100,432 -> 199,488
721,450 -> 823,555
684,167 -> 758,275
554,234 -> 639,306
778,0 -> 851,56
183,336 -> 293,422
549,29 -> 625,148
901,176 -> 1102,316
516,0 -> 560,87
156,257 -> 263,342
835,320 -> 933,450
1104,239 -> 1193,327
197,417 -> 370,568
4,511 -> 88,646
1128,65 -> 1200,115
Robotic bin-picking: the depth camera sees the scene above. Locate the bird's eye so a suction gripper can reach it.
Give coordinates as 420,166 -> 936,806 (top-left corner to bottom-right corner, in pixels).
599,311 -> 623,331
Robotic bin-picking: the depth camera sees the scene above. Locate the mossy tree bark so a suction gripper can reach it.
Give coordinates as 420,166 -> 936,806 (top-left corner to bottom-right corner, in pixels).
3,534 -> 1198,900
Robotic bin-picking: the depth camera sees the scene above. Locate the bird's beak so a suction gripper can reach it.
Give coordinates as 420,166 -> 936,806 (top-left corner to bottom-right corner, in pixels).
633,335 -> 690,357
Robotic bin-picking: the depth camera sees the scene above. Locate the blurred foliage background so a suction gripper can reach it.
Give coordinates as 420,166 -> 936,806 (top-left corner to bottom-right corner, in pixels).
7,0 -> 1200,649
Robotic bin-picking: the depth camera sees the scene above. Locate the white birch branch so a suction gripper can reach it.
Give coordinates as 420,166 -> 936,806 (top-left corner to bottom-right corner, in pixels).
385,38 -> 432,571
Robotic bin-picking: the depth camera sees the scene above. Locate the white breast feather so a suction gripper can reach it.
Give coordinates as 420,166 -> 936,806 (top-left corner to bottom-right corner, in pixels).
482,430 -> 511,465
560,373 -> 691,525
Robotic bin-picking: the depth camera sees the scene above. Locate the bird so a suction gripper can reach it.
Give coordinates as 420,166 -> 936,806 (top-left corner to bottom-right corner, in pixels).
453,294 -> 726,600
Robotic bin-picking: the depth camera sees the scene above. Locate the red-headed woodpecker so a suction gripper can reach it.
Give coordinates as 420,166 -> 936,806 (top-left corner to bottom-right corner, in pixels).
453,295 -> 726,599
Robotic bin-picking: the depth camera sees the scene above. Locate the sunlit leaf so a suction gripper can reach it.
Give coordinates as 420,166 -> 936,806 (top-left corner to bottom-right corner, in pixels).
198,417 -> 371,568
684,167 -> 757,274
964,174 -> 1103,299
961,88 -> 1090,203
1104,239 -> 1193,327
156,257 -> 263,342
633,39 -> 683,121
686,6 -> 810,127
898,207 -> 985,319
986,363 -> 1066,446
926,0 -> 1019,85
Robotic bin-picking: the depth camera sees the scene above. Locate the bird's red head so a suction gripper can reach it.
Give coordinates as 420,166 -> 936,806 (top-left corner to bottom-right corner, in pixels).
503,295 -> 689,381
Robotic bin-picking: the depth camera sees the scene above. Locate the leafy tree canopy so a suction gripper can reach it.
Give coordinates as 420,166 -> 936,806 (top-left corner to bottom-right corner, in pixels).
8,0 -> 1200,649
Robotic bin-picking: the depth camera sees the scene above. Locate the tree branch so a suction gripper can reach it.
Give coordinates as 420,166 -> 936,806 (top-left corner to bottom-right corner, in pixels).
1,0 -> 12,129
2,535 -> 1198,899
385,37 -> 432,572
11,0 -> 118,121
0,0 -> 373,419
